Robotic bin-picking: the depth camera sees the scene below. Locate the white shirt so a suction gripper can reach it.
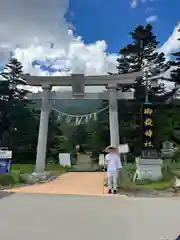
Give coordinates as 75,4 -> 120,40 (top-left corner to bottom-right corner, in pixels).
105,152 -> 122,172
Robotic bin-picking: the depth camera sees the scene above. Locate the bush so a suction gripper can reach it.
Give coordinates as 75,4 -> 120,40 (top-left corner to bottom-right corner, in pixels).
169,161 -> 180,170
0,170 -> 24,186
11,170 -> 23,183
125,153 -> 135,163
120,163 -> 136,182
0,174 -> 14,186
172,148 -> 180,162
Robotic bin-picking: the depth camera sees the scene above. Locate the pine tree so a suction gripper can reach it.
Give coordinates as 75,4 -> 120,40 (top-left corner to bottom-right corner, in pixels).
165,28 -> 180,145
1,58 -> 29,103
0,58 -> 31,131
116,24 -> 173,102
0,58 -> 38,161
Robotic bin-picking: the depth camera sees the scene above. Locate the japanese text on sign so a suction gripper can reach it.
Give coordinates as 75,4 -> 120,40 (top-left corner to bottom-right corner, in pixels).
144,108 -> 153,115
144,141 -> 153,147
145,129 -> 153,137
144,118 -> 153,126
143,105 -> 154,149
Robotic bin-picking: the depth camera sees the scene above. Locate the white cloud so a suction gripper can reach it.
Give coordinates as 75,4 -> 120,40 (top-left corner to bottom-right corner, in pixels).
159,22 -> 180,57
146,15 -> 158,23
130,0 -> 138,8
13,31 -> 118,92
130,0 -> 157,8
0,0 -> 119,92
0,0 -> 70,47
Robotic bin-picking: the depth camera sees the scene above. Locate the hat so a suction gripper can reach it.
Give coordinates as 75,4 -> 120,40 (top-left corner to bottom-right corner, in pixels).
104,145 -> 117,152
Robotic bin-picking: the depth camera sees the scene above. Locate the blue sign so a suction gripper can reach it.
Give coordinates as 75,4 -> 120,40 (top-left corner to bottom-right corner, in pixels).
0,159 -> 12,174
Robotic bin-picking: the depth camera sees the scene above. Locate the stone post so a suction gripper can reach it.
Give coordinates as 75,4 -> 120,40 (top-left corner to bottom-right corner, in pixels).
35,84 -> 51,173
108,84 -> 119,146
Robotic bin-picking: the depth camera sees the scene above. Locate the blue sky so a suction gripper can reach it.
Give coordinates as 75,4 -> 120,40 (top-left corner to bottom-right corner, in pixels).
66,0 -> 180,53
0,0 -> 179,78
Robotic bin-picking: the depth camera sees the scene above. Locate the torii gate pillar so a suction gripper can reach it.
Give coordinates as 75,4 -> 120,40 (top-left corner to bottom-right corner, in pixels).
108,84 -> 120,146
35,84 -> 51,173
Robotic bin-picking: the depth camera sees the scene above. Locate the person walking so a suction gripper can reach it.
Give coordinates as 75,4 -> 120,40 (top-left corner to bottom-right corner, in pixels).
104,145 -> 122,194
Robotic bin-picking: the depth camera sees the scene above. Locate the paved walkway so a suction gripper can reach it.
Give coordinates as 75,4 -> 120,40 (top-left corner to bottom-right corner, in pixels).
0,193 -> 180,240
5,172 -> 108,195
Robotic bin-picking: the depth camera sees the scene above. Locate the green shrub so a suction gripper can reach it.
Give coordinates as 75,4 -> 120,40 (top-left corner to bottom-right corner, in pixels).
120,163 -> 136,182
125,153 -> 135,163
11,170 -> 23,183
172,148 -> 180,162
0,170 -> 25,186
0,174 -> 14,186
170,161 -> 180,170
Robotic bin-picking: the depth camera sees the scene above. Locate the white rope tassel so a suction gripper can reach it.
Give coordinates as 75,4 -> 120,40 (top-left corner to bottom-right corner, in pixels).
57,113 -> 63,120
85,115 -> 90,123
66,115 -> 72,123
77,117 -> 83,125
75,116 -> 79,125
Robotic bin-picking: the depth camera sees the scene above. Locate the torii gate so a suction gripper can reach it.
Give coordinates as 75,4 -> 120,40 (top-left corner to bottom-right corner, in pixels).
24,72 -> 141,174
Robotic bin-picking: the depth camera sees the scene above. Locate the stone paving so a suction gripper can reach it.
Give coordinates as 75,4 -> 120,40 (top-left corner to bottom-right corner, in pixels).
0,193 -> 180,240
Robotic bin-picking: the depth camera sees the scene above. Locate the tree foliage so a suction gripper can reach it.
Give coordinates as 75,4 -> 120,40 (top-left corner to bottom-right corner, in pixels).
0,58 -> 38,162
77,100 -> 109,159
117,24 -> 174,102
170,28 -> 180,88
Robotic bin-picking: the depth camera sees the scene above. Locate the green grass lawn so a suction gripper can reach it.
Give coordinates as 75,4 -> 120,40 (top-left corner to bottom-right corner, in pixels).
120,178 -> 174,190
0,163 -> 72,187
11,163 -> 73,175
11,164 -> 34,173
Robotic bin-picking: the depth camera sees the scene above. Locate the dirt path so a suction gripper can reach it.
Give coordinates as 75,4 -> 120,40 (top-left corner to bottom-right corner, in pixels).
4,172 -> 108,196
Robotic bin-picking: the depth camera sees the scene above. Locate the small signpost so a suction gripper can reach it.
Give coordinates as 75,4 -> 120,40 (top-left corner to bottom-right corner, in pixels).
118,144 -> 129,154
59,153 -> 71,167
99,154 -> 105,167
118,144 -> 129,164
0,149 -> 12,174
